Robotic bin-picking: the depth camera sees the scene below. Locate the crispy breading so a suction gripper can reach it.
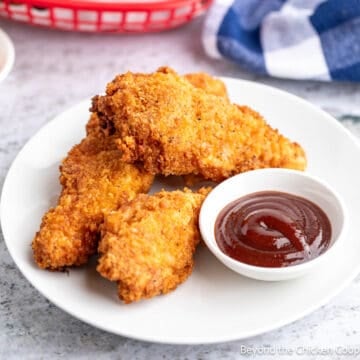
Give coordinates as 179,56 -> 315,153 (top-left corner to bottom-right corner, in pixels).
184,72 -> 228,99
158,66 -> 228,99
97,188 -> 210,303
32,114 -> 154,270
184,70 -> 228,184
92,67 -> 306,182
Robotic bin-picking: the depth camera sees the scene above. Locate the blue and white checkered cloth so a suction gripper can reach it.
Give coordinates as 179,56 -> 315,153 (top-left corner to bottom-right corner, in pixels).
203,0 -> 360,81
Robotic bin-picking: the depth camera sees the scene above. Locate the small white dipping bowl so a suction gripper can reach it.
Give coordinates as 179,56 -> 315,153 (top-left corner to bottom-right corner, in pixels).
199,168 -> 348,281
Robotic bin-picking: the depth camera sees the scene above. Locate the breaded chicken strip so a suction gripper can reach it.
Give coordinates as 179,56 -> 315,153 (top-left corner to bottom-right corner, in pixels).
32,72 -> 227,270
32,114 -> 154,270
97,188 -> 210,303
92,67 -> 306,182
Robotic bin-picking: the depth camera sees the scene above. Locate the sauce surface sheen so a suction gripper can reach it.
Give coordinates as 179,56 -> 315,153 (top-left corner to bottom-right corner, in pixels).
215,191 -> 332,267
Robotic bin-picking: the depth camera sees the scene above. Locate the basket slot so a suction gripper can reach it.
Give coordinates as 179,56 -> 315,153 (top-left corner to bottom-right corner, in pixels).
32,16 -> 50,25
27,5 -> 51,26
102,11 -> 122,23
7,1 -> 26,12
53,7 -> 76,30
78,10 -> 97,22
151,10 -> 170,22
5,1 -> 26,22
76,9 -> 99,31
174,4 -> 192,18
11,12 -> 28,21
7,2 -> 30,22
31,6 -> 49,17
78,22 -> 97,31
123,23 -> 145,31
126,11 -> 147,23
100,11 -> 123,31
56,21 -> 73,30
53,7 -> 73,21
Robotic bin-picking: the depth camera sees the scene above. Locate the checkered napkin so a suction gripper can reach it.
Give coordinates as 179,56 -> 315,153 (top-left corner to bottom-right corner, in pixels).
203,0 -> 360,81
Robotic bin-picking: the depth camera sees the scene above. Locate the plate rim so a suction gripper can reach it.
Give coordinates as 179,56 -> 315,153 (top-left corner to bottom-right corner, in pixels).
1,78 -> 360,344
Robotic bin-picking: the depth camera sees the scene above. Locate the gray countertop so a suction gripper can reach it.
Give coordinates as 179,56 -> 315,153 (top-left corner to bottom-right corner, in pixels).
1,15 -> 360,360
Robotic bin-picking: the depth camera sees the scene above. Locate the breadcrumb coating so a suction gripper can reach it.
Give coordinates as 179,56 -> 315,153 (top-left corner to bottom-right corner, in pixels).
92,67 -> 306,182
97,188 -> 210,303
184,72 -> 228,99
32,114 -> 154,270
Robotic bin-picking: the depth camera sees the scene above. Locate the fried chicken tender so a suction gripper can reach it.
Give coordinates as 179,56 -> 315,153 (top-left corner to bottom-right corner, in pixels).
97,188 -> 210,303
92,67 -> 306,182
32,114 -> 154,270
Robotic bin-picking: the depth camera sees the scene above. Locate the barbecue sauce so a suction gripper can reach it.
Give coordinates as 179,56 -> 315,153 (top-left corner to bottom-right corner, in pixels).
215,191 -> 332,267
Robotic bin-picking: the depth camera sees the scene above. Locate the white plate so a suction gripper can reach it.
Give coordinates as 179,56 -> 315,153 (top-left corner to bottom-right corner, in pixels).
0,29 -> 14,83
1,78 -> 360,344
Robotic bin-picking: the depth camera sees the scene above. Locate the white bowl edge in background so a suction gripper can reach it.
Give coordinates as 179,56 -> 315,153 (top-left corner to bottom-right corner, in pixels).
0,28 -> 15,83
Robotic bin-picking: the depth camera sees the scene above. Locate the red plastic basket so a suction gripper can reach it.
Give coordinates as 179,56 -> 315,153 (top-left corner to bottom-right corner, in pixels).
0,0 -> 213,32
